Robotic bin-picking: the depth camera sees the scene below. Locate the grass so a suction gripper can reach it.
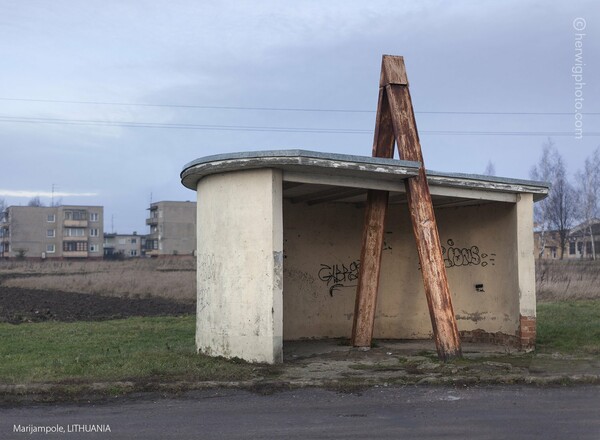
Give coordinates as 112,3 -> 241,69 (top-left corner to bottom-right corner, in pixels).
536,300 -> 600,355
536,259 -> 600,301
0,315 -> 257,384
0,258 -> 196,303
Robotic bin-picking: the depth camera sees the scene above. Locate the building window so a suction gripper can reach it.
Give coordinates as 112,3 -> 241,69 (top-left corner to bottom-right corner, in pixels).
569,242 -> 576,255
47,214 -> 56,222
90,244 -> 99,253
63,241 -> 88,252
90,212 -> 99,222
64,228 -> 85,237
64,210 -> 87,221
46,244 -> 55,253
129,250 -> 138,256
131,238 -> 137,244
47,229 -> 55,238
90,228 -> 99,237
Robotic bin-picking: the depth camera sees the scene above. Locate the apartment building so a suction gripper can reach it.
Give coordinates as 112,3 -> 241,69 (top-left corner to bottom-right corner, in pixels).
0,205 -> 104,259
103,232 -> 144,258
145,201 -> 196,257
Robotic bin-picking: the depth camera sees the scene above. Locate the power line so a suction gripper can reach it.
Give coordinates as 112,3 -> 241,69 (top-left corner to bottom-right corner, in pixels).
1,115 -> 598,136
0,97 -> 598,116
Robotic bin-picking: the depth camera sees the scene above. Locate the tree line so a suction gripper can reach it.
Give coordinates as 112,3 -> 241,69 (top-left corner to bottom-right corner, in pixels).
530,139 -> 600,260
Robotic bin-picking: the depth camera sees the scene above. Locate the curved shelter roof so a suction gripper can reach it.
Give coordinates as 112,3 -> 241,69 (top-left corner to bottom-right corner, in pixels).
181,150 -> 549,207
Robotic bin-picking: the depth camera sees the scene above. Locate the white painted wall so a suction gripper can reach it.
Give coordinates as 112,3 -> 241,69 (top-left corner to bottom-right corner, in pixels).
196,169 -> 283,363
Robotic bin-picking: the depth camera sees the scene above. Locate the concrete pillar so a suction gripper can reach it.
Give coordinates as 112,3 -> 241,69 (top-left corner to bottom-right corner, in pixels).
514,193 -> 536,350
195,168 -> 283,363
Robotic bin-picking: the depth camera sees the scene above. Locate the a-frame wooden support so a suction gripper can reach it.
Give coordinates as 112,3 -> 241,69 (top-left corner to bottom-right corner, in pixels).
351,55 -> 462,361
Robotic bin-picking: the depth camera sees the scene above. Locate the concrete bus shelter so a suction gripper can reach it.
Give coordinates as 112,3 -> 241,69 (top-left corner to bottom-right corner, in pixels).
181,150 -> 549,364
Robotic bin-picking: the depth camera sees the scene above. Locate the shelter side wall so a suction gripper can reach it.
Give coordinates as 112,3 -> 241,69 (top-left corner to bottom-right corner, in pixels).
513,193 -> 537,350
283,200 -> 521,340
196,169 -> 283,363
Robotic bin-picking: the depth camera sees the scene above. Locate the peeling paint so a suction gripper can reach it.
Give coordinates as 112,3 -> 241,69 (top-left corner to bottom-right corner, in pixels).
273,251 -> 283,291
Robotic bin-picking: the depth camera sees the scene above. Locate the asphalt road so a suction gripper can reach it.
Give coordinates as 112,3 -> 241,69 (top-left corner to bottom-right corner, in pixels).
2,386 -> 599,439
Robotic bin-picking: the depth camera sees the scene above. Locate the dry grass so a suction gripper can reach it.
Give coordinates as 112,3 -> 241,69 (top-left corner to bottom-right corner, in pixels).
0,258 -> 196,303
6,257 -> 596,305
536,259 -> 600,302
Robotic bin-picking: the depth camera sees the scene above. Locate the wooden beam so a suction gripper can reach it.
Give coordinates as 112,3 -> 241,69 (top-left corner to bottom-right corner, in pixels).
351,87 -> 395,347
382,56 -> 462,361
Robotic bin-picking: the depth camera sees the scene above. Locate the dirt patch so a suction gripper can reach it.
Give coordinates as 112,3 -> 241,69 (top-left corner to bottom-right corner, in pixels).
0,287 -> 194,324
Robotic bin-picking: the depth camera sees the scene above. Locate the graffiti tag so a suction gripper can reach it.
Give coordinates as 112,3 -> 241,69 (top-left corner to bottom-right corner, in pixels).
318,260 -> 360,296
441,239 -> 495,268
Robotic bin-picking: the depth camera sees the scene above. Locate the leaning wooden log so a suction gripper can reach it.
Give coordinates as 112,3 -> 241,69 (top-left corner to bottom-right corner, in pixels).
351,88 -> 395,347
383,55 -> 462,361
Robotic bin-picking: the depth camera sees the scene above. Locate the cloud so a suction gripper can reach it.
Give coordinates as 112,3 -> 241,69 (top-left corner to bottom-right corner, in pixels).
0,190 -> 97,198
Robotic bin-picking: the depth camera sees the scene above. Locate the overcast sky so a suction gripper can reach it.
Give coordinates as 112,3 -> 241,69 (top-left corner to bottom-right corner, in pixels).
1,0 -> 598,233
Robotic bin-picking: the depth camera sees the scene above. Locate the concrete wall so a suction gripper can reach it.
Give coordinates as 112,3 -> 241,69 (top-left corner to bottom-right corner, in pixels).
283,199 -> 523,341
146,201 -> 196,256
196,169 -> 283,363
161,202 -> 196,256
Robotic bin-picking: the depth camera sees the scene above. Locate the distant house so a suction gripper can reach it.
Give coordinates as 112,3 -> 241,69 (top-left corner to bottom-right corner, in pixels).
144,201 -> 196,257
533,229 -> 561,259
568,219 -> 600,259
103,232 -> 144,258
0,205 -> 104,259
534,219 -> 600,260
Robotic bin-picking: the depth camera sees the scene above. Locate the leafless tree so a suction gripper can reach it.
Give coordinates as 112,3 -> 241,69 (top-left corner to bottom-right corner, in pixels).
483,160 -> 496,176
27,196 -> 44,207
575,147 -> 600,259
530,140 -> 578,259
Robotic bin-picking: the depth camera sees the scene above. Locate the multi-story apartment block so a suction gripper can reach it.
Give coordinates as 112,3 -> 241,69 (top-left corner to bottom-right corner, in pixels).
0,205 -> 104,259
103,232 -> 144,258
145,201 -> 196,257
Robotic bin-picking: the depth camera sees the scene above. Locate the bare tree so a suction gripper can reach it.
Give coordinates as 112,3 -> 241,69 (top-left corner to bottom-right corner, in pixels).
483,160 -> 496,176
576,147 -> 600,259
27,196 -> 44,207
0,198 -> 5,214
530,140 -> 578,259
531,141 -> 555,258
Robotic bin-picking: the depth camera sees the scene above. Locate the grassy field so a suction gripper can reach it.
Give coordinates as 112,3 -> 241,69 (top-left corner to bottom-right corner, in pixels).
0,258 -> 196,303
0,258 -> 598,386
0,316 -> 257,384
0,300 -> 597,385
536,300 -> 600,355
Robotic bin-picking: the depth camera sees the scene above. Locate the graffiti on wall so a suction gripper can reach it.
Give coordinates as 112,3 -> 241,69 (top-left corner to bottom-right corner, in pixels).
441,239 -> 495,268
316,239 -> 496,296
318,260 -> 360,296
